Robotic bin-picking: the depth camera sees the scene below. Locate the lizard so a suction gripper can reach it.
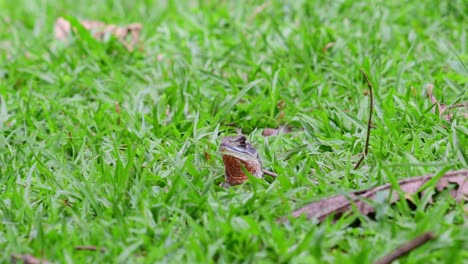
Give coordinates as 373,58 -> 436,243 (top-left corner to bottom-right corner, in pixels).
219,135 -> 277,187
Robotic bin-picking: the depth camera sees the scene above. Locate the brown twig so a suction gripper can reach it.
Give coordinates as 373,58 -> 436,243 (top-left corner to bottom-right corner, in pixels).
448,102 -> 468,109
354,69 -> 374,170
75,246 -> 106,253
375,232 -> 436,264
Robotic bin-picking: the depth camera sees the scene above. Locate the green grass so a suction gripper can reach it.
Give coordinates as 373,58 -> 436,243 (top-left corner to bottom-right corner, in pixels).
1,0 -> 467,263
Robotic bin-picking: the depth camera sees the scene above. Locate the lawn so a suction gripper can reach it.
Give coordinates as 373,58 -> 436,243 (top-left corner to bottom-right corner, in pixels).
0,0 -> 467,263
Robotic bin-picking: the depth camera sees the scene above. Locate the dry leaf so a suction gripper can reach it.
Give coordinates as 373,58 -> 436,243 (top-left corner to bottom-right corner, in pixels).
11,254 -> 51,264
322,42 -> 335,52
54,17 -> 142,51
427,84 -> 451,121
427,84 -> 467,121
262,126 -> 292,137
287,170 -> 468,223
204,150 -> 212,162
277,100 -> 286,109
262,128 -> 279,137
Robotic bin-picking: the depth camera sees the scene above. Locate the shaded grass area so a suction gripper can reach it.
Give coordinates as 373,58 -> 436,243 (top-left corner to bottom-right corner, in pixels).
0,0 -> 467,263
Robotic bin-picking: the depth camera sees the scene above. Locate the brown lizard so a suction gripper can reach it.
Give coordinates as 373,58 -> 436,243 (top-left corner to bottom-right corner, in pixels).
219,135 -> 277,186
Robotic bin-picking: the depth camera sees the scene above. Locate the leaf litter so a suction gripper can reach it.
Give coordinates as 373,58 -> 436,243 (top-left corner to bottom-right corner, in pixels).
284,169 -> 467,223
54,17 -> 142,51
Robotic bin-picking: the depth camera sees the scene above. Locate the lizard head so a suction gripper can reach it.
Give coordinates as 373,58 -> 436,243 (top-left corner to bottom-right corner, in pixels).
219,135 -> 263,186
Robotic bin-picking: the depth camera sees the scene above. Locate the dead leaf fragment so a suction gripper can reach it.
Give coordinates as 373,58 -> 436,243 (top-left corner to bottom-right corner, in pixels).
54,17 -> 72,40
277,100 -> 285,109
427,84 -> 467,122
427,84 -> 450,121
54,17 -> 142,51
287,169 -> 468,223
262,126 -> 292,137
204,150 -> 212,162
262,128 -> 279,137
322,42 -> 335,52
11,254 -> 51,264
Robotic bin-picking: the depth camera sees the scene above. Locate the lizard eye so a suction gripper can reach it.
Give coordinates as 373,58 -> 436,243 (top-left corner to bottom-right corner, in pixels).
239,137 -> 246,145
233,136 -> 247,148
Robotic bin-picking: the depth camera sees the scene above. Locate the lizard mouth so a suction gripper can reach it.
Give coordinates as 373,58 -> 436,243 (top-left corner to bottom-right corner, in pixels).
219,145 -> 255,161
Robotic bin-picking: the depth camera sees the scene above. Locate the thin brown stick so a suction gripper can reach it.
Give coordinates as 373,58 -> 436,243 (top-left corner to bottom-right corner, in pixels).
375,232 -> 436,264
448,102 -> 468,109
354,69 -> 374,170
75,246 -> 106,252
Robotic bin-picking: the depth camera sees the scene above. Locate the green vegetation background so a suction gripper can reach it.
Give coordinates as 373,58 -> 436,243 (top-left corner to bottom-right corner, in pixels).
0,0 -> 467,263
